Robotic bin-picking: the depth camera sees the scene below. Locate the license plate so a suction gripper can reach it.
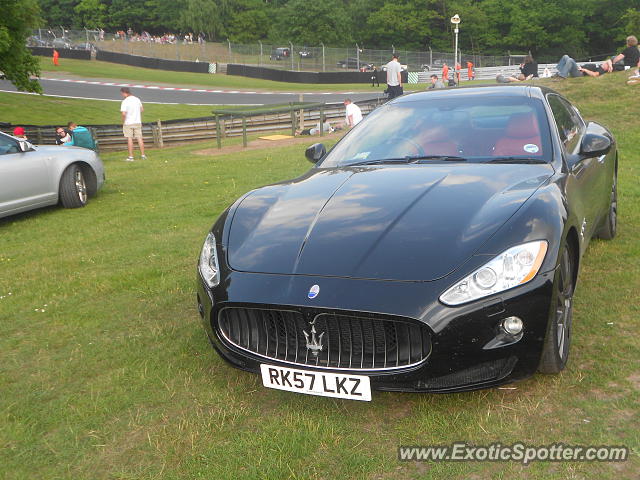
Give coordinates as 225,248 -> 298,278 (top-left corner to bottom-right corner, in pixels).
260,364 -> 372,401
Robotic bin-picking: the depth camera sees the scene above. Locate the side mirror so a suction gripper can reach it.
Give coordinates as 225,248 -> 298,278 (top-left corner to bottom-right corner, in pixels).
305,143 -> 326,164
18,141 -> 34,152
579,122 -> 612,158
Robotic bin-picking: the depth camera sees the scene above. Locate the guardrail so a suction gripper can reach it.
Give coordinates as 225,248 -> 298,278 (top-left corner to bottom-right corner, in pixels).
0,98 -> 383,152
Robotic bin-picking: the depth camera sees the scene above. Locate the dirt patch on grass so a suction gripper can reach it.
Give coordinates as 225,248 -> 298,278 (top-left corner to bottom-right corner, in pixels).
194,132 -> 342,157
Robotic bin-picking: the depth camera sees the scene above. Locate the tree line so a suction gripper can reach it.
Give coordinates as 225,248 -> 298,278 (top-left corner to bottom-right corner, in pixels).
39,0 -> 640,60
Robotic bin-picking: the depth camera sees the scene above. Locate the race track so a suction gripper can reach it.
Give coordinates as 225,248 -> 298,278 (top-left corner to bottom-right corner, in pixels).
0,77 -> 385,105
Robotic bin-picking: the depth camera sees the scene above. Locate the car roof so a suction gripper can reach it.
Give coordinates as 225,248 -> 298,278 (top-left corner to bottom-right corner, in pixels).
392,84 -> 558,104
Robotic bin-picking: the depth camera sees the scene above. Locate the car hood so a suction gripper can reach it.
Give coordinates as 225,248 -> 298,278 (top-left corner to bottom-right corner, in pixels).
226,164 -> 553,281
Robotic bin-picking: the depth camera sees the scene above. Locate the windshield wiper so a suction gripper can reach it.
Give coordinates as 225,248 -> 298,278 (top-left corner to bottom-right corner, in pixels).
488,157 -> 548,164
348,154 -> 467,166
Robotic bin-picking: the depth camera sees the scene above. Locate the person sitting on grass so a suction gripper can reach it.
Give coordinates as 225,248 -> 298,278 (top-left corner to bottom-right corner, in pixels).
578,58 -> 614,77
428,74 -> 445,89
554,55 -> 613,78
496,73 -> 530,83
55,127 -> 71,145
612,36 -> 640,70
64,122 -> 97,150
12,126 -> 27,140
297,116 -> 334,136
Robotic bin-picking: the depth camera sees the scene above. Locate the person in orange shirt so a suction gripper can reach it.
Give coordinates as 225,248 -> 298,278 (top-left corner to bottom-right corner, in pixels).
442,63 -> 449,82
467,61 -> 475,81
53,49 -> 60,66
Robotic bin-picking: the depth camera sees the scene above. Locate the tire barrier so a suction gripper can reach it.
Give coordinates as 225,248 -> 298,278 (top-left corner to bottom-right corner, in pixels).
226,64 -> 406,84
28,47 -> 91,60
95,50 -> 210,74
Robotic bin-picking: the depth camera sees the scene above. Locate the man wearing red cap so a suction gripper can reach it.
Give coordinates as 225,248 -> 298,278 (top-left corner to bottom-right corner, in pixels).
13,127 -> 27,139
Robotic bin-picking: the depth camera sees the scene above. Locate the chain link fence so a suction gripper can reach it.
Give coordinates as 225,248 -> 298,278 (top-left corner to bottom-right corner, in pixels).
31,29 -> 533,70
29,28 -> 102,50
97,38 -> 516,71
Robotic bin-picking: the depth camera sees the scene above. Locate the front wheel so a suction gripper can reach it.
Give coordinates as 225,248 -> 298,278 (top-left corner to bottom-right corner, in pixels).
538,243 -> 575,374
59,164 -> 88,208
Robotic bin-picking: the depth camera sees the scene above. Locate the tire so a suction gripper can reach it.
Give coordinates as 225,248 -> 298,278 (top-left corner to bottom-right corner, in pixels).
59,164 -> 88,208
538,243 -> 575,374
597,169 -> 617,240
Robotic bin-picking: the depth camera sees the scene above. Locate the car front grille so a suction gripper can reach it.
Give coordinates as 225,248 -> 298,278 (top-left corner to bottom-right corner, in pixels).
217,307 -> 431,371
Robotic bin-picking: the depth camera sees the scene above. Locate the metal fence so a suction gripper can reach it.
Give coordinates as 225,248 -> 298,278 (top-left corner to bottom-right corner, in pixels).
29,29 -> 545,70
29,28 -> 101,50
74,29 -> 525,71
1,99 -> 383,152
97,38 -> 519,71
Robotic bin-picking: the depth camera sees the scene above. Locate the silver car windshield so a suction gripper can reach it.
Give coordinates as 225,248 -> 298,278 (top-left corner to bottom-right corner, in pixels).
320,96 -> 552,167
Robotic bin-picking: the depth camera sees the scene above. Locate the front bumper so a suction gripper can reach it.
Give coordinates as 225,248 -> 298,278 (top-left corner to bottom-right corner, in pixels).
196,269 -> 555,393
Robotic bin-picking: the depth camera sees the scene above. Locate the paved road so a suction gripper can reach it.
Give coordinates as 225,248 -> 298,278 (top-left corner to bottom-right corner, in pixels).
0,77 -> 386,105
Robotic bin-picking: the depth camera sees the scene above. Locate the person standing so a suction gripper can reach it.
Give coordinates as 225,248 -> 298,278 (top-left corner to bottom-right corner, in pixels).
120,87 -> 146,161
371,66 -> 380,87
467,61 -> 475,81
53,49 -> 59,66
442,63 -> 449,83
385,54 -> 403,99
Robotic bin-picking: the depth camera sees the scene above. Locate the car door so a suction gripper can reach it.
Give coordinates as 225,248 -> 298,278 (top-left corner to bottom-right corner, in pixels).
0,135 -> 55,217
546,94 -> 601,241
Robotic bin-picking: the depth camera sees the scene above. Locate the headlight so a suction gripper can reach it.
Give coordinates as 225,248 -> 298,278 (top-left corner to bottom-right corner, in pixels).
198,232 -> 220,288
440,240 -> 548,306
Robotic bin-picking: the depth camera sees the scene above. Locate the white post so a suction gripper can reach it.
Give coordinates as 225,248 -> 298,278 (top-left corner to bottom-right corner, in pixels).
450,14 -> 461,85
321,42 -> 325,72
289,41 -> 294,70
356,43 -> 360,71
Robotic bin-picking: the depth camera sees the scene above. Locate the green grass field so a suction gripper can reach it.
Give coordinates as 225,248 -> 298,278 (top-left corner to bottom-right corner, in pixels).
38,57 -> 417,93
0,72 -> 638,479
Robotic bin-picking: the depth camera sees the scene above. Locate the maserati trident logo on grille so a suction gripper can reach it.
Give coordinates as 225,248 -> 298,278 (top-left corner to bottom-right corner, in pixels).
308,284 -> 320,299
303,320 -> 324,357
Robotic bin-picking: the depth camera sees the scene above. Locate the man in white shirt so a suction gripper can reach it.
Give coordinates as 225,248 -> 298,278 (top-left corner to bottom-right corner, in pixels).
343,98 -> 363,128
385,54 -> 403,99
120,87 -> 146,161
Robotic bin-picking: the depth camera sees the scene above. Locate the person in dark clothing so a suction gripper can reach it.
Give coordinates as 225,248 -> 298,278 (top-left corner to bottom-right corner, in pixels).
370,66 -> 380,87
579,59 -> 614,77
520,54 -> 538,78
612,36 -> 640,69
55,127 -> 71,145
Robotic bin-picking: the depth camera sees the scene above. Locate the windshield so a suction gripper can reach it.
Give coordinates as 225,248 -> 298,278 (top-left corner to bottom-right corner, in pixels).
320,95 -> 552,167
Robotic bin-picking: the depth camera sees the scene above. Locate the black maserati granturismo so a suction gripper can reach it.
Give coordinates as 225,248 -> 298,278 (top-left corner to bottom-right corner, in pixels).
196,85 -> 617,401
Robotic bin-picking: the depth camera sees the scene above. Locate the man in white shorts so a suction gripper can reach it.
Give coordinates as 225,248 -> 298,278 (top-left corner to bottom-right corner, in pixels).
120,87 -> 146,161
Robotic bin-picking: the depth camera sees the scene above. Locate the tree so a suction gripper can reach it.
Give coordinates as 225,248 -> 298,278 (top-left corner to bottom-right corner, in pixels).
0,0 -> 42,93
270,0 -> 353,45
226,0 -> 270,43
74,0 -> 107,29
362,0 -> 441,50
178,0 -> 225,40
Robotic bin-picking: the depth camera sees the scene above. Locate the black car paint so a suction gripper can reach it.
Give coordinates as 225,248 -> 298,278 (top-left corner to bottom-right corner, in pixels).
196,85 -> 616,393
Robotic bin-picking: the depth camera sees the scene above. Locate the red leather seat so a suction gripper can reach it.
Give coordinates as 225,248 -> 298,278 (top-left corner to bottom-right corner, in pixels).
493,112 -> 542,156
419,127 -> 459,156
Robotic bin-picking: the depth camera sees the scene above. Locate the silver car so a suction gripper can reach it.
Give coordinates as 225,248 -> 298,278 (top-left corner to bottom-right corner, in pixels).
0,131 -> 105,219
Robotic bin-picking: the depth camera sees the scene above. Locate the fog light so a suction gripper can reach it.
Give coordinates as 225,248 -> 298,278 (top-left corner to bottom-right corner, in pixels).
502,316 -> 523,335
